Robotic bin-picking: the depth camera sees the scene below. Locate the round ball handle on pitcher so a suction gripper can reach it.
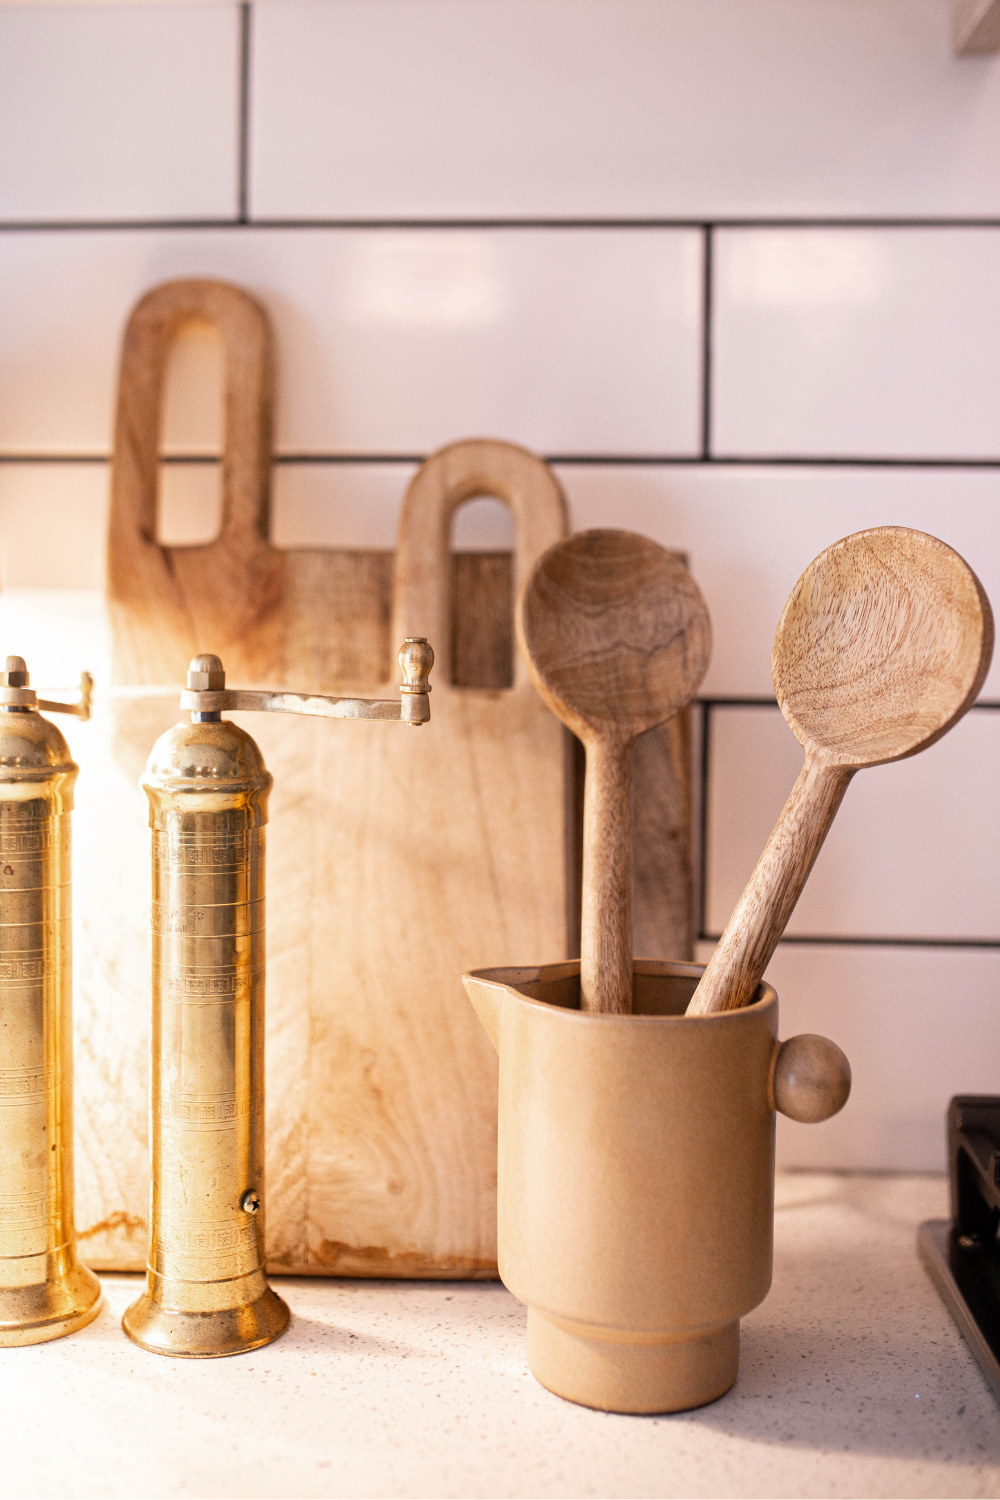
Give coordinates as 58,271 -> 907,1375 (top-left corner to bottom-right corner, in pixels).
769,1034 -> 851,1123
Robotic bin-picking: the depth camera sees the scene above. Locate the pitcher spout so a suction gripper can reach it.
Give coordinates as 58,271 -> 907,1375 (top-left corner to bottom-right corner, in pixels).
462,972 -> 504,1052
463,960 -> 581,1052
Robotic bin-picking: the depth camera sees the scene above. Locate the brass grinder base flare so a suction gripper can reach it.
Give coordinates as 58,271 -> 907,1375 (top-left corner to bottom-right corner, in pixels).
122,1285 -> 290,1360
123,656 -> 287,1358
0,655 -> 102,1346
123,642 -> 432,1358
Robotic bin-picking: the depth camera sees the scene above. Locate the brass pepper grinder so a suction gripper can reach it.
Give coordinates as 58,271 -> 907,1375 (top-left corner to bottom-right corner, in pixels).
123,639 -> 433,1358
0,656 -> 100,1345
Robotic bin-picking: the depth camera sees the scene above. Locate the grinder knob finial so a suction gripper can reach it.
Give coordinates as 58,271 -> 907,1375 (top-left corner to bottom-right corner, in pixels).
187,655 -> 226,692
398,638 -> 433,726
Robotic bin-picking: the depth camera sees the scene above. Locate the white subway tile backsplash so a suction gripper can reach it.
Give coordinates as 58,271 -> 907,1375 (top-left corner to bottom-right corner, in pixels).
0,4 -> 240,223
251,0 -> 1000,219
158,462 -> 222,547
714,229 -> 1000,459
0,590 -> 109,701
272,464 -> 514,551
2,0 -> 999,1180
691,941 -> 1000,1172
0,463 -> 108,590
271,463 -> 413,551
161,322 -> 225,456
705,706 -> 1000,941
6,461 -> 999,702
557,463 -> 1000,699
0,228 -> 702,457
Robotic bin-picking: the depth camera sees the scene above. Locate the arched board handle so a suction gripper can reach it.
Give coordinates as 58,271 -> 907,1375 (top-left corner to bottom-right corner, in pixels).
393,439 -> 569,690
107,278 -> 283,685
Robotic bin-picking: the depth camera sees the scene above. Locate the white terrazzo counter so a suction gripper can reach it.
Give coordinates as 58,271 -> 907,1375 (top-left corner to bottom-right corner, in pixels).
3,1174 -> 998,1500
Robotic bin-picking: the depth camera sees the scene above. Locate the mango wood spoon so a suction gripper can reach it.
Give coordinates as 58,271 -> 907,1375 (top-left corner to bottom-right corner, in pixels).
517,529 -> 711,1014
687,526 -> 993,1017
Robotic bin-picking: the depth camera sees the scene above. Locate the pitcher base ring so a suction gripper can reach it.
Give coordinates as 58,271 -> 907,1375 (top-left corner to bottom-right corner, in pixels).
526,1309 -> 739,1413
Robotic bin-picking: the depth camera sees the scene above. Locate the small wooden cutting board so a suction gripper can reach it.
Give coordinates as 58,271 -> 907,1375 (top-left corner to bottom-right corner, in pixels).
72,279 -> 695,1275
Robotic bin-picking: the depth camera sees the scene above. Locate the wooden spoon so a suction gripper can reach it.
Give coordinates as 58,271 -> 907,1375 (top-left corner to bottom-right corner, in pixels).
517,529 -> 711,1014
687,526 -> 993,1017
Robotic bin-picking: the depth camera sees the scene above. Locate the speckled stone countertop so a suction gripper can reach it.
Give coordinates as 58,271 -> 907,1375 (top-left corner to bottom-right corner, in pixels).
3,1174 -> 998,1500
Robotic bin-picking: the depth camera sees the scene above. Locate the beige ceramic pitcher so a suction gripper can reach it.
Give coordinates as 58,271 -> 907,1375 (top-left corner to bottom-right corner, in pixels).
463,959 -> 850,1414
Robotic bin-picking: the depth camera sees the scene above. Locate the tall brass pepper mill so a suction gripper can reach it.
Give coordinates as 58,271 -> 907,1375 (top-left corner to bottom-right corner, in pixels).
0,656 -> 100,1345
123,639 -> 433,1358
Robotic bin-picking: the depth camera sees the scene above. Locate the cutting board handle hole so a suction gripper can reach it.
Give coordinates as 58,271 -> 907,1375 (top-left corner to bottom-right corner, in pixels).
450,498 -> 514,690
155,323 -> 225,547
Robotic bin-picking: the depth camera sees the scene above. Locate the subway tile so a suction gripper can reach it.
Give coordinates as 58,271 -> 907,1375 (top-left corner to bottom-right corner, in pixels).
0,589 -> 108,699
0,457 -> 225,584
251,0 -> 1000,219
556,463 -> 1000,699
0,463 -> 108,590
8,462 -> 1000,708
0,4 -> 240,222
272,464 -> 514,551
705,705 -> 1000,941
694,941 -> 1000,1172
158,462 -> 222,546
714,228 -> 1000,459
0,227 -> 701,457
161,322 -> 225,456
271,463 -> 411,550
9,460 -> 1000,705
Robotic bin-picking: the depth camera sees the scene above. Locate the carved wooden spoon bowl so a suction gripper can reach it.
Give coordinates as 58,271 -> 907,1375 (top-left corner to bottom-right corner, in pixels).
687,526 -> 993,1016
517,528 -> 711,1014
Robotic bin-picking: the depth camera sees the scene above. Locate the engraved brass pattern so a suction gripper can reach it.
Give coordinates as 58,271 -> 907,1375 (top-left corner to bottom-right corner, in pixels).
0,657 -> 101,1345
122,725 -> 289,1358
123,642 -> 433,1358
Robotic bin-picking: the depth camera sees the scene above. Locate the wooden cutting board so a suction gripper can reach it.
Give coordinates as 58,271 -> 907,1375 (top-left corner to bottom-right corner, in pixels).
72,278 -> 695,1274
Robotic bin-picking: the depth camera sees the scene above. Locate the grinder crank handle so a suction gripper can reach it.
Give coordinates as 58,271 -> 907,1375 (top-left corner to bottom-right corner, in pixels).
0,656 -> 93,720
179,638 -> 434,725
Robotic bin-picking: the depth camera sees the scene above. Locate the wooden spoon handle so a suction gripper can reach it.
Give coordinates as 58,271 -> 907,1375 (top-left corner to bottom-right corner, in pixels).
581,737 -> 633,1014
686,754 -> 854,1016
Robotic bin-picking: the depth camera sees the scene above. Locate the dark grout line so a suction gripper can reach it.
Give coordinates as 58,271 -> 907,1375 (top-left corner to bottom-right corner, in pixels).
551,453 -> 1000,469
702,697 -> 777,707
697,700 -> 712,946
0,218 -> 244,233
0,453 -> 108,463
0,453 -> 225,464
6,452 -> 1000,471
700,695 -> 1000,709
700,228 -> 713,461
272,453 -> 427,466
237,3 -> 252,224
697,931 -> 1000,950
3,216 -> 1000,234
696,454 -> 1000,469
0,452 -> 427,465
688,218 -> 1000,230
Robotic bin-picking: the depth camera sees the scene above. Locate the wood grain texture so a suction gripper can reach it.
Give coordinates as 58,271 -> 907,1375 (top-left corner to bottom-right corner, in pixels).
76,278 -> 698,1274
517,529 -> 711,1014
687,526 -> 994,1017
631,711 -> 694,962
954,0 -> 1000,54
563,712 -> 696,966
769,1033 -> 852,1124
108,278 -> 283,687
